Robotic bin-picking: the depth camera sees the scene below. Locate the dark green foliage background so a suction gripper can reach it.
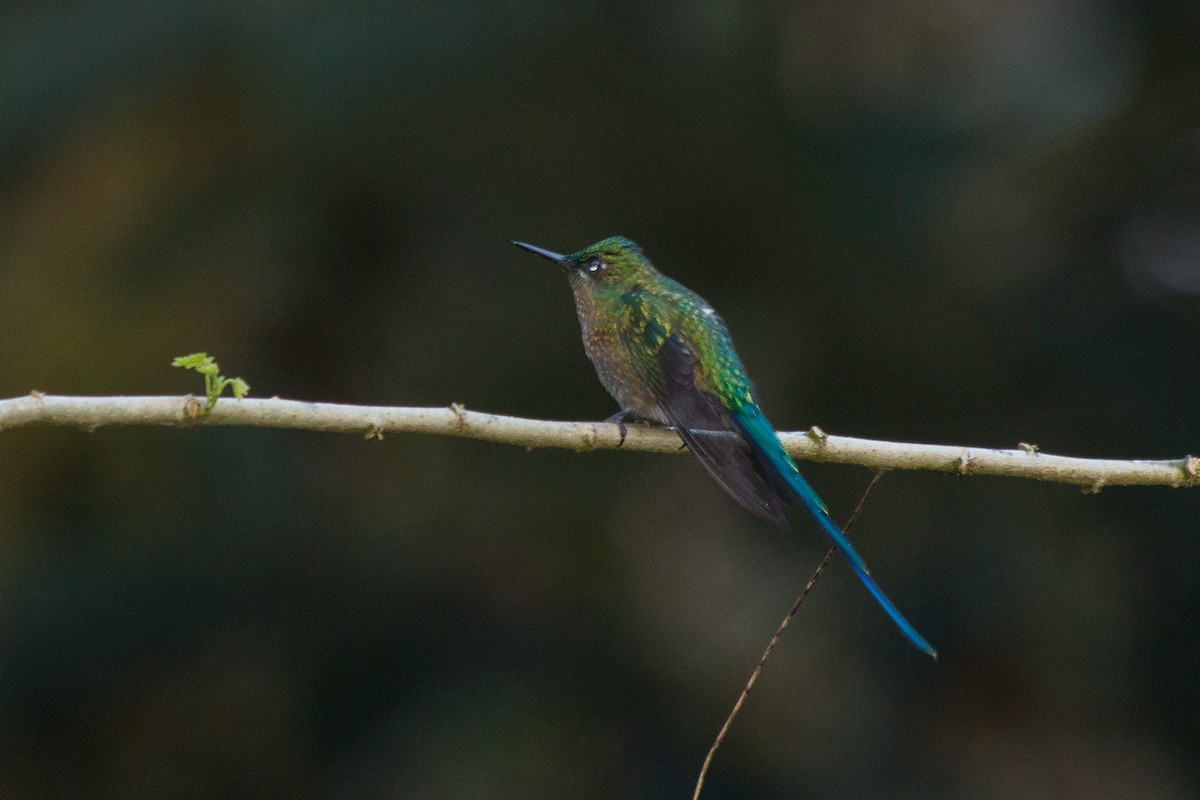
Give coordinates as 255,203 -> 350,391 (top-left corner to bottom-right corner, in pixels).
1,3 -> 1198,798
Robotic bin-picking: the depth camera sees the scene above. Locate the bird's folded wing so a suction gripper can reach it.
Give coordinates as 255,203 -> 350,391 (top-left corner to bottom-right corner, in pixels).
623,310 -> 787,525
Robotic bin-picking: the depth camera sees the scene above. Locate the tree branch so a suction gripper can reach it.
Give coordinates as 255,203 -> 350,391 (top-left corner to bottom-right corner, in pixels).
2,393 -> 1196,489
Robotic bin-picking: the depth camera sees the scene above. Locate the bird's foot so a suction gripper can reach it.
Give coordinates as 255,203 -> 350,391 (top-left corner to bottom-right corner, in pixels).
604,410 -> 630,447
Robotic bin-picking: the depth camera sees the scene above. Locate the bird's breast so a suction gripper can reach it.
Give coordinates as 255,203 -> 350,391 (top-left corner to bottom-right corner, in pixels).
575,305 -> 666,422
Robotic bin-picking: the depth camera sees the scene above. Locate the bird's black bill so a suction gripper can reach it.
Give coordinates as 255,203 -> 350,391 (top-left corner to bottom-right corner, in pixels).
512,241 -> 566,265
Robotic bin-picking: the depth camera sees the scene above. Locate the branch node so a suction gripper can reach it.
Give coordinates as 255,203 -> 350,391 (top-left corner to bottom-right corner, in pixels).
957,451 -> 976,475
29,390 -> 45,405
583,424 -> 600,451
1018,442 -> 1039,455
180,396 -> 205,424
806,425 -> 828,444
1185,455 -> 1200,482
449,403 -> 467,432
1082,479 -> 1106,495
364,423 -> 385,441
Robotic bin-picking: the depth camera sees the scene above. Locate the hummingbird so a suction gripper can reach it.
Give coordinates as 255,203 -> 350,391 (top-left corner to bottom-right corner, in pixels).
513,236 -> 935,658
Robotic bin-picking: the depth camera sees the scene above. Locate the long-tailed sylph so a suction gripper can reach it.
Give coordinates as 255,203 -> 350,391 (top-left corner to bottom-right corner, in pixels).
513,236 -> 935,658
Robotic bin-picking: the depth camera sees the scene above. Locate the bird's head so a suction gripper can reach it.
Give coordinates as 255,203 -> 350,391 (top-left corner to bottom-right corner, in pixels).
512,236 -> 656,292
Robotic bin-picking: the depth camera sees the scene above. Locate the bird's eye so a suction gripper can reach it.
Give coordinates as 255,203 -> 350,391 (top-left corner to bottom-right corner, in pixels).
586,257 -> 605,274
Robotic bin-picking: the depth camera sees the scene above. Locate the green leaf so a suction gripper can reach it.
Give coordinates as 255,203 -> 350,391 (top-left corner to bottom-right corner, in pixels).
171,352 -> 250,414
171,352 -> 213,369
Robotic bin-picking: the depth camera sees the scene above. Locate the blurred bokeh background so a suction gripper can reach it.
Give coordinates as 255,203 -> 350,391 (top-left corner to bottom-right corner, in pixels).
1,2 -> 1198,798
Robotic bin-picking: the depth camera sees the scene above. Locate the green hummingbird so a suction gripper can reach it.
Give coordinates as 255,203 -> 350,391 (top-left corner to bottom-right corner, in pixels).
513,236 -> 935,658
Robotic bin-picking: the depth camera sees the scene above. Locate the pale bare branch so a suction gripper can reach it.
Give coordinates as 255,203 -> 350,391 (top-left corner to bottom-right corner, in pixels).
1,393 -> 1196,489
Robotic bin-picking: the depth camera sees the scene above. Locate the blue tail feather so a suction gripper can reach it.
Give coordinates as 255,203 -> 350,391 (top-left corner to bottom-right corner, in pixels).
734,408 -> 937,659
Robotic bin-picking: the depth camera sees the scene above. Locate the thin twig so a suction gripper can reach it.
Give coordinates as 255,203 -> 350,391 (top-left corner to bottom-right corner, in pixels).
692,472 -> 885,800
1,394 -> 1197,488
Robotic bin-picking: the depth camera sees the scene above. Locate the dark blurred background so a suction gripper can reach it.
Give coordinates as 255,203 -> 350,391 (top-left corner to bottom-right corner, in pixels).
2,2 -> 1199,798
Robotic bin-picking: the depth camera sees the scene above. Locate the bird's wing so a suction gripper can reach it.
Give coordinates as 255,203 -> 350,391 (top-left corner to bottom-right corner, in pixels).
623,297 -> 788,526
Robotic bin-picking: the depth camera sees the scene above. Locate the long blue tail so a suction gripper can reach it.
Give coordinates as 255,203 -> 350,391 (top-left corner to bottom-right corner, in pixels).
734,408 -> 937,659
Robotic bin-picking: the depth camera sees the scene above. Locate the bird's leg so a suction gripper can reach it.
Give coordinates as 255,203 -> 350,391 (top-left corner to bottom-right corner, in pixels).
604,410 -> 630,447
602,411 -> 684,450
